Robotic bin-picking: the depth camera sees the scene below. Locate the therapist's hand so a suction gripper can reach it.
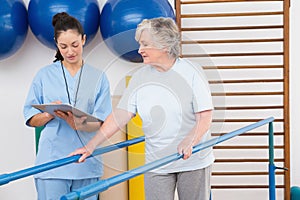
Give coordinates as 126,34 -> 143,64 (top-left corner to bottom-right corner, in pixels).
69,144 -> 96,163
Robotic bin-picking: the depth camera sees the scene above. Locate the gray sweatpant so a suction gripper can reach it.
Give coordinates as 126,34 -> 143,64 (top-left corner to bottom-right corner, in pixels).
144,165 -> 212,200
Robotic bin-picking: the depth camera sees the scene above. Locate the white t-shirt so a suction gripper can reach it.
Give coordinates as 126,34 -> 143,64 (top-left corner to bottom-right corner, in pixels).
118,58 -> 214,173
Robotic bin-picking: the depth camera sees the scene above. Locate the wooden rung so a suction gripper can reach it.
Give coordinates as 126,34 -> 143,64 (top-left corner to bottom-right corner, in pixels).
213,145 -> 284,149
180,0 -> 284,4
181,11 -> 283,18
209,79 -> 284,84
211,185 -> 285,189
181,25 -> 283,31
181,38 -> 284,44
212,132 -> 284,136
214,158 -> 284,162
211,91 -> 284,96
202,65 -> 284,69
214,105 -> 284,110
212,171 -> 284,176
212,118 -> 284,122
182,52 -> 284,57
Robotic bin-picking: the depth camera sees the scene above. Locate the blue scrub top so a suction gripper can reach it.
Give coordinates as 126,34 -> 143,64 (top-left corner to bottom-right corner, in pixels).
23,61 -> 112,179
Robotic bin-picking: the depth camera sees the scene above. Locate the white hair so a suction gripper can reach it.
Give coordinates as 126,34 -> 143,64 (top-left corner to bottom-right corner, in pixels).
135,17 -> 181,58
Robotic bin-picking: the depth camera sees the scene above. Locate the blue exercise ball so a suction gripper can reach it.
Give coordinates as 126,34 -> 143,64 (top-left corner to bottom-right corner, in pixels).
291,186 -> 300,200
28,0 -> 100,49
0,0 -> 28,60
100,0 -> 175,63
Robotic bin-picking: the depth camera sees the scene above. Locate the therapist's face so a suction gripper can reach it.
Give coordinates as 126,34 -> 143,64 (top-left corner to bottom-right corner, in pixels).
56,29 -> 86,65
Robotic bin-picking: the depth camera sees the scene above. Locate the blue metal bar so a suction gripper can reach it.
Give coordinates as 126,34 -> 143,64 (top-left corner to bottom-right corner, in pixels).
0,136 -> 145,186
268,121 -> 276,200
61,117 -> 275,200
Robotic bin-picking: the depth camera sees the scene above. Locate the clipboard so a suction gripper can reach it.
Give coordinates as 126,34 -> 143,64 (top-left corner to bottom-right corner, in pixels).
32,103 -> 101,122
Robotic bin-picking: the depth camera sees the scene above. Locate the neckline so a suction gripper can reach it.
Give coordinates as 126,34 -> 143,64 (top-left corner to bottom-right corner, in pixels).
150,58 -> 179,75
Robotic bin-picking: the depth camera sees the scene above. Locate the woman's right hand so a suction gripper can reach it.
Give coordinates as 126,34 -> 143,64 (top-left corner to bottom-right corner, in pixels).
29,100 -> 62,127
28,111 -> 55,127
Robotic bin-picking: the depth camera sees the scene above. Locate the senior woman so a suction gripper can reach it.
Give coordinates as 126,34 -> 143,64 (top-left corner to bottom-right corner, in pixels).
71,17 -> 214,200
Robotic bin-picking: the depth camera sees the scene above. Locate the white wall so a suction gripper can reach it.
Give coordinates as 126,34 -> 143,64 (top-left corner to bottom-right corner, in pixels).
0,0 -> 299,199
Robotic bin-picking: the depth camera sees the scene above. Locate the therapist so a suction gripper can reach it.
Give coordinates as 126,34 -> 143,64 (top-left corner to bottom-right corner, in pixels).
23,12 -> 112,200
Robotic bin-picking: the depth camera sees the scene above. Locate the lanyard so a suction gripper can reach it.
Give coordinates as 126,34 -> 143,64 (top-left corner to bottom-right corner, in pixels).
60,61 -> 83,106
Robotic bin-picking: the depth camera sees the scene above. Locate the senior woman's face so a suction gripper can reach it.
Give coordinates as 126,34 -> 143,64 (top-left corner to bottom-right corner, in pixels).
138,30 -> 166,66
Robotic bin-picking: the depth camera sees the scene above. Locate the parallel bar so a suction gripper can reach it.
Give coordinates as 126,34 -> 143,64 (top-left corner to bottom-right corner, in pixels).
0,136 -> 145,186
61,117 -> 274,200
269,122 -> 276,200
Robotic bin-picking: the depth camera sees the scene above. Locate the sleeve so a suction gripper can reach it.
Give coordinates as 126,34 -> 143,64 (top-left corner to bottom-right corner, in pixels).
23,71 -> 44,126
192,67 -> 214,113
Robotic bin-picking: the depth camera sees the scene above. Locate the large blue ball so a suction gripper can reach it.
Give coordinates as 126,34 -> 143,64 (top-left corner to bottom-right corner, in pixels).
0,0 -> 28,60
100,0 -> 175,63
28,0 -> 100,49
